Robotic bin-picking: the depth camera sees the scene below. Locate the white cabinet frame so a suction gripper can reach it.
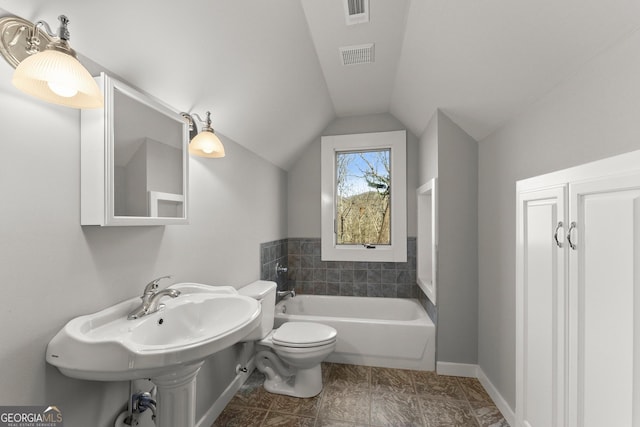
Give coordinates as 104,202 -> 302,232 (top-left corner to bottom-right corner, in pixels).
516,148 -> 640,427
417,178 -> 438,305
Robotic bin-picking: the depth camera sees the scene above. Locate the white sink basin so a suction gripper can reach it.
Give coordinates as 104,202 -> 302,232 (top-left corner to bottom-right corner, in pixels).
46,283 -> 261,381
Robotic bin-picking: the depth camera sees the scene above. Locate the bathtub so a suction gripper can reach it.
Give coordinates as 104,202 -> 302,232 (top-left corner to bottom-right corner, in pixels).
273,295 -> 435,371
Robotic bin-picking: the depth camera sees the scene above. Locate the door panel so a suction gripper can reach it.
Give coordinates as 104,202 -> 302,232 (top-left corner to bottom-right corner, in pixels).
517,186 -> 566,427
569,173 -> 640,427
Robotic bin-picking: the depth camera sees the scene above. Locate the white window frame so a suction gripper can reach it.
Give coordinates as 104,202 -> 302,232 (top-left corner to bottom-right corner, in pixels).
321,130 -> 407,262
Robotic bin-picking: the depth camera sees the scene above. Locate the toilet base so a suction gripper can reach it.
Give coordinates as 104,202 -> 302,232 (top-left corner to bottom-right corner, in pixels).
256,350 -> 323,398
263,365 -> 322,398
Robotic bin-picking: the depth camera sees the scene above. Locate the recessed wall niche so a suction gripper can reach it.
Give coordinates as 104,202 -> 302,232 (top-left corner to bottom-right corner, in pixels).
416,178 -> 437,305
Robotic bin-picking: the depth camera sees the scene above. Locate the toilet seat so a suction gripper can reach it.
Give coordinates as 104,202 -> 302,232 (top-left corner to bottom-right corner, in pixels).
271,322 -> 337,348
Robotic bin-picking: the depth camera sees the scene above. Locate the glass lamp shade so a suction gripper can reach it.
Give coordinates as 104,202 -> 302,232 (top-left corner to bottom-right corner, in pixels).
12,49 -> 103,109
189,130 -> 225,158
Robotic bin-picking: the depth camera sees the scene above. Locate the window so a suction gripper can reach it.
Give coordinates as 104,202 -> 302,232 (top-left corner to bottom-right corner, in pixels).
336,149 -> 391,245
321,130 -> 407,262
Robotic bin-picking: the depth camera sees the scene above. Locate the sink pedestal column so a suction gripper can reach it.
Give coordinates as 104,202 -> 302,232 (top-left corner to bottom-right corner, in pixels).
152,362 -> 204,427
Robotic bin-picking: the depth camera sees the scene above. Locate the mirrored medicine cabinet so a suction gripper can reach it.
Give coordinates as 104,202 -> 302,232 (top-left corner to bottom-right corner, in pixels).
81,73 -> 189,226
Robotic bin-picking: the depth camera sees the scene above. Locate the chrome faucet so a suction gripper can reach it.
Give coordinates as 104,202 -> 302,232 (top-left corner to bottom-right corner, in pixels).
128,276 -> 179,319
276,289 -> 296,298
275,262 -> 288,275
142,275 -> 172,301
146,288 -> 181,314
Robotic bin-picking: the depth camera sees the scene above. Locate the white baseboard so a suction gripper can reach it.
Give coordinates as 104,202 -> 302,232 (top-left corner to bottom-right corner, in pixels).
436,362 -> 515,427
436,361 -> 478,377
476,366 -> 516,427
196,358 -> 256,427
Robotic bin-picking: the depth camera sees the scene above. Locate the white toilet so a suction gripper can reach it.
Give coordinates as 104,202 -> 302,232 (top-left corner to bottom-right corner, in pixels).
239,280 -> 337,398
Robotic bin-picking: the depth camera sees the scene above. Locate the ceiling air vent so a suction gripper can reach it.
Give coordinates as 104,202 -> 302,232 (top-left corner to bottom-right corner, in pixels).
343,0 -> 369,25
340,43 -> 375,66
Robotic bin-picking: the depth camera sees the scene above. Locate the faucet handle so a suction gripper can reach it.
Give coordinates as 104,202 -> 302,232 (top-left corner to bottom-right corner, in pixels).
275,262 -> 288,275
143,275 -> 172,295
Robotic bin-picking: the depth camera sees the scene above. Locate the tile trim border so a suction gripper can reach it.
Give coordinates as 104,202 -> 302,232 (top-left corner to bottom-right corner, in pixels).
436,362 -> 516,427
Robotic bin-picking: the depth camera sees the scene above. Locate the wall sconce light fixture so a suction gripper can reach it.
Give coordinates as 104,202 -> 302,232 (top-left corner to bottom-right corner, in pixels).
0,14 -> 102,109
181,111 -> 226,158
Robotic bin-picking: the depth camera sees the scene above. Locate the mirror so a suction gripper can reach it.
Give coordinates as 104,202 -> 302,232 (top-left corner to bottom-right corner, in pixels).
112,86 -> 184,218
81,73 -> 189,226
416,178 -> 437,304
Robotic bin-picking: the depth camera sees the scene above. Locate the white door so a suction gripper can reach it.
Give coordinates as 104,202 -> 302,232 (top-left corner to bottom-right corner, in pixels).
517,186 -> 567,427
568,172 -> 640,427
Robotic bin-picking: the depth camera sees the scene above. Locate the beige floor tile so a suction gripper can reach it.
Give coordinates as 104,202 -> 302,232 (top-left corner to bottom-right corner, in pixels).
413,371 -> 466,401
318,386 -> 371,424
418,397 -> 479,427
324,362 -> 371,389
469,401 -> 510,427
370,391 -> 425,426
212,405 -> 267,426
371,367 -> 416,393
214,365 -> 508,426
262,412 -> 316,427
315,418 -> 368,427
457,378 -> 492,404
228,385 -> 277,410
270,393 -> 322,418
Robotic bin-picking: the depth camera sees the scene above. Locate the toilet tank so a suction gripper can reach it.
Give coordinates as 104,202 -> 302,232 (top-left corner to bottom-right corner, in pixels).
238,280 -> 277,341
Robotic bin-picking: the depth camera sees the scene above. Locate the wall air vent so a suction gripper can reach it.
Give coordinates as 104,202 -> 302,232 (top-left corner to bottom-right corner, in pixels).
343,0 -> 369,25
340,43 -> 375,66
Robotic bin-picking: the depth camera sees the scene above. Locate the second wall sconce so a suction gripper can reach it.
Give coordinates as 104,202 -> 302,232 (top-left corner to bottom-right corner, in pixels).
0,14 -> 102,109
181,111 -> 226,158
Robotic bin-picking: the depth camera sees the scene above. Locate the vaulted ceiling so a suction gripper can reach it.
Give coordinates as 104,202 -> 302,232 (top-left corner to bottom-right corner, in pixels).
2,0 -> 640,170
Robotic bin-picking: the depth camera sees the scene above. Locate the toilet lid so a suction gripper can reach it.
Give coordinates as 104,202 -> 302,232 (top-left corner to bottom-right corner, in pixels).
272,322 -> 337,348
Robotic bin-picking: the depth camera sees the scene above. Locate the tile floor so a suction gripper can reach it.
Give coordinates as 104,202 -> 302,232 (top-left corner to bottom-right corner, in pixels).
213,363 -> 509,427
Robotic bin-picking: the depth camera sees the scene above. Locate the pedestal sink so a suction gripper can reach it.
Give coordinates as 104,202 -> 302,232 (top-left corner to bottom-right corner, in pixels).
46,283 -> 261,427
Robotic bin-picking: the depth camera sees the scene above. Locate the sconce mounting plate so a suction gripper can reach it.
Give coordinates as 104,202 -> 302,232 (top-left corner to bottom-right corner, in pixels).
180,112 -> 199,141
0,16 -> 53,69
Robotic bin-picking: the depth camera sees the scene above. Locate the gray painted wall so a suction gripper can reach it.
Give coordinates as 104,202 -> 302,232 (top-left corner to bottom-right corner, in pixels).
418,112 -> 438,184
418,111 -> 479,364
288,110 -> 477,365
478,27 -> 640,409
287,113 -> 419,238
147,139 -> 182,195
437,113 -> 479,364
0,63 -> 287,425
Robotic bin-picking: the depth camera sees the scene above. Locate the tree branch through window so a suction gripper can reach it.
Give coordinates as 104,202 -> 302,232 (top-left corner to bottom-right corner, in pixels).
335,149 -> 391,245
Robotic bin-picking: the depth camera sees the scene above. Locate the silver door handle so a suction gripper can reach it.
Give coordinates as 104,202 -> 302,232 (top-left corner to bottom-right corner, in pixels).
554,221 -> 563,248
567,221 -> 577,250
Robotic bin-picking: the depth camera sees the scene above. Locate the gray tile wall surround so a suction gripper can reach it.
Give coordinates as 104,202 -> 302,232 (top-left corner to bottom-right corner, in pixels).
261,237 -> 420,299
259,239 -> 288,290
260,237 -> 437,326
419,292 -> 438,325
